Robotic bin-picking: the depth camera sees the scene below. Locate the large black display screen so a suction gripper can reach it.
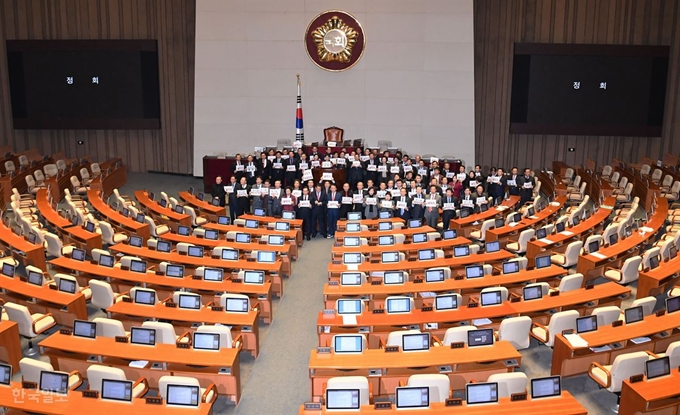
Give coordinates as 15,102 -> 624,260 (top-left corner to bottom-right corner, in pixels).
6,40 -> 160,129
510,43 -> 669,136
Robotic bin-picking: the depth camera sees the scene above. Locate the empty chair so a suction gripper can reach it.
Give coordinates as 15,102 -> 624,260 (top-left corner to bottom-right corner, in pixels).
561,168 -> 574,185
639,247 -> 661,271
158,376 -> 216,405
480,286 -> 509,303
193,228 -> 206,238
116,255 -> 142,269
93,317 -> 128,338
394,234 -> 406,244
650,169 -> 663,184
18,155 -> 29,167
656,341 -> 680,369
604,256 -> 642,285
113,189 -> 134,207
551,273 -> 584,293
386,330 -> 421,347
90,163 -> 101,176
506,256 -> 528,270
566,175 -> 581,192
4,160 -> 15,174
70,176 -> 89,195
98,221 -> 127,245
441,326 -> 477,346
551,241 -> 582,269
427,231 -> 441,241
505,229 -> 534,254
608,171 -> 620,185
630,296 -> 656,317
658,174 -> 674,190
43,164 -> 58,178
55,159 -> 67,172
5,302 -> 57,355
407,374 -> 450,403
184,206 -> 208,227
144,216 -> 169,237
601,165 -> 612,179
20,358 -> 82,390
525,282 -> 550,297
588,351 -> 650,412
567,182 -> 587,203
24,175 -> 45,194
52,274 -> 92,299
667,286 -> 680,298
141,321 -> 179,344
640,164 -> 651,175
325,376 -> 371,406
615,183 -> 633,203
487,372 -> 528,398
613,176 -> 628,191
602,224 -> 619,245
90,280 -> 127,311
496,316 -> 532,350
80,168 -> 92,185
591,306 -> 621,326
469,219 -> 494,241
176,242 -> 195,255
86,365 -> 148,398
662,181 -> 680,201
583,235 -> 603,254
196,325 -> 240,349
24,266 -> 49,286
531,309 -> 579,347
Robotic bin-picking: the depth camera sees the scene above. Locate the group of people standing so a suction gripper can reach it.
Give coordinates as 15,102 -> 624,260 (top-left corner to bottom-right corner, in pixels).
210,147 -> 537,240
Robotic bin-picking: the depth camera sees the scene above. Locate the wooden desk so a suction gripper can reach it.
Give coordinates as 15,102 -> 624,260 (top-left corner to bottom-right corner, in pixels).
179,190 -> 224,221
620,370 -> 680,415
239,213 -> 303,229
107,301 -> 261,358
134,190 -> 191,228
87,189 -> 150,242
298,392 -> 586,415
486,196 -> 566,242
36,189 -> 102,254
40,332 -> 240,403
0,276 -> 88,327
509,283 -> 629,316
308,342 -> 521,399
334,226 -> 436,243
551,311 -> 680,377
526,199 -> 614,267
0,382 -> 214,414
578,168 -> 614,199
88,158 -> 127,198
450,196 -> 520,237
202,223 -> 302,251
0,158 -> 52,201
615,166 -> 662,210
0,222 -> 46,270
539,171 -> 568,197
552,161 -> 572,178
44,160 -> 89,202
336,217 -> 404,231
330,237 -> 472,260
0,321 -> 22,373
49,256 -> 275,324
576,198 -> 668,281
638,252 -> 680,298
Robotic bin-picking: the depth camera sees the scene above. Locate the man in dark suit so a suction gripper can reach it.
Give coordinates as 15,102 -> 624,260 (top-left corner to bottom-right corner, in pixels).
269,180 -> 283,217
353,181 -> 366,214
271,151 -> 285,184
210,175 -> 227,207
227,176 -> 238,223
245,155 -> 258,186
258,152 -> 271,182
441,188 -> 457,231
508,167 -> 520,196
517,168 -> 536,208
395,187 -> 411,221
326,184 -> 342,238
487,167 -> 507,204
363,153 -> 378,186
311,183 -> 327,238
284,151 -> 298,188
338,182 -> 354,220
347,154 -> 364,190
410,185 -> 425,220
234,176 -> 251,217
298,187 -> 313,241
232,154 -> 245,182
459,187 -> 475,216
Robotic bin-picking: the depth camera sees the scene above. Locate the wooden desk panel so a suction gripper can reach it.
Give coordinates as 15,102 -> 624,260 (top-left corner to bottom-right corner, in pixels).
620,371 -> 680,415
509,283 -> 629,314
539,171 -> 568,197
87,190 -> 150,242
615,166 -> 662,210
486,196 -> 566,242
450,196 -> 520,237
239,213 -> 303,229
0,321 -> 22,373
88,158 -> 127,198
134,190 -> 191,227
0,222 -> 46,271
202,223 -> 302,249
179,190 -> 225,219
637,254 -> 680,298
330,237 -> 472,259
334,226 -> 436,242
578,168 -> 614,199
336,217 -> 404,231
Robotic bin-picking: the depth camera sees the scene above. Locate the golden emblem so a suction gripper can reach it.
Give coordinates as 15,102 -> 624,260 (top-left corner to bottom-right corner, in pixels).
311,15 -> 359,63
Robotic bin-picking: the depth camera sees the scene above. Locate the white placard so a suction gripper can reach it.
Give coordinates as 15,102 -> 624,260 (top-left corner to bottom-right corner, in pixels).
311,160 -> 320,168
390,189 -> 400,197
260,188 -> 269,195
367,165 -> 377,171
235,164 -> 244,172
237,190 -> 247,197
396,201 -> 407,209
321,172 -> 334,182
321,161 -> 332,169
250,188 -> 261,196
293,141 -> 302,149
224,186 -> 233,193
273,162 -> 283,169
353,194 -> 363,203
327,201 -> 339,209
292,190 -> 302,198
299,162 -> 308,170
281,197 -> 293,206
269,189 -> 281,198
365,197 -> 377,205
412,198 -> 424,205
403,165 -> 413,173
469,180 -> 478,188
523,182 -> 533,189
476,197 -> 486,205
425,199 -> 438,207
281,155 -> 290,160
336,158 -> 346,165
267,156 -> 275,161
446,172 -> 454,178
381,201 -> 393,209
360,156 -> 369,162
327,141 -> 337,147
246,165 -> 256,172
342,197 -> 353,204
286,165 -> 296,172
418,168 -> 428,176
390,166 -> 400,174
378,165 -> 387,172
443,203 -> 455,210
301,170 -> 313,181
462,199 -> 474,207
430,157 -> 439,163
352,161 -> 361,167
299,200 -> 311,208
491,176 -> 500,183
507,180 -> 516,186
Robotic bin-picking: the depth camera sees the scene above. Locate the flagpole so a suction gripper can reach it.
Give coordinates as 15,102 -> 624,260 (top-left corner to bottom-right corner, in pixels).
296,74 -> 304,143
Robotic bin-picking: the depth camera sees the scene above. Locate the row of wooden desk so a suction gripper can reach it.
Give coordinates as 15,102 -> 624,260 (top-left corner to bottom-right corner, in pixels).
486,196 -> 566,242
449,196 -> 520,238
87,189 -> 151,242
0,221 -> 46,270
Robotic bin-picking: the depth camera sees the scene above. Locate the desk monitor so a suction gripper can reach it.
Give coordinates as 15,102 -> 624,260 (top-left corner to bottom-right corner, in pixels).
73,319 -> 96,339
466,382 -> 498,405
133,289 -> 156,305
536,227 -> 547,239
535,255 -> 551,269
268,235 -> 284,245
197,192 -> 204,201
27,270 -> 43,286
244,270 -> 265,284
343,236 -> 360,247
485,241 -> 501,253
0,363 -> 11,386
71,248 -> 86,262
326,389 -> 360,411
235,233 -> 251,243
343,253 -> 362,265
110,200 -> 119,211
479,203 -> 489,213
588,240 -> 600,254
345,223 -> 360,232
188,246 -> 204,258
166,384 -> 199,407
203,268 -> 223,282
102,379 -> 133,402
480,290 -> 502,306
39,371 -> 69,395
468,328 -> 494,347
572,215 -> 580,226
221,249 -> 239,261
70,215 -> 79,227
454,245 -> 470,257
178,294 -> 201,310
624,306 -> 644,324
412,233 -> 427,243
245,219 -> 259,229
555,222 -> 565,233
174,205 -> 184,214
135,213 -> 145,223
254,208 -> 266,217
382,251 -> 400,263
58,278 -> 77,294
84,221 -> 96,233
646,357 -> 671,380
402,333 -> 430,352
166,264 -> 185,278
425,269 -> 445,282
383,271 -> 404,285
341,272 -> 362,286
669,245 -> 678,259
395,386 -> 429,409
523,285 -> 543,301
386,297 -> 411,313
97,253 -> 116,268
379,211 -> 392,219
347,212 -> 361,221
465,265 -> 484,279
257,250 -> 276,263
159,199 -> 168,208
502,261 -> 520,274
334,335 -> 364,353
275,222 -> 290,231
442,229 -> 457,240
418,249 -> 436,261
494,218 -> 505,228
527,206 -> 535,217
576,315 -> 598,334
510,213 -> 521,223
1,263 -> 15,278
378,235 -> 394,246
188,187 -> 194,195
531,376 -> 561,399
177,225 -> 191,236
121,207 -> 130,218
205,229 -> 219,240
27,231 -> 37,244
130,260 -> 147,274
649,255 -> 660,270
666,296 -> 680,314
156,240 -> 172,253
409,219 -> 422,228
378,222 -> 393,231
217,215 -> 230,225
282,211 -> 296,220
435,294 -> 458,311
129,235 -> 143,247
225,297 -> 249,312
625,226 -> 632,237
193,332 -> 220,351
337,299 -> 362,315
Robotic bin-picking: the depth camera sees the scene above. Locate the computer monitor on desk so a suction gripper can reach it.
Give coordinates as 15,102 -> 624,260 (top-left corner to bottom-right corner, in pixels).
245,219 -> 258,229
217,216 -> 230,225
99,253 -> 115,268
347,212 -> 361,221
646,357 -> 671,380
412,233 -> 427,244
174,205 -> 184,214
425,268 -> 444,282
40,371 -> 69,395
71,248 -> 86,262
378,235 -> 394,246
326,389 -> 360,411
102,379 -> 133,402
382,252 -> 400,263
624,306 -> 644,324
435,294 -> 458,311
73,320 -> 97,339
337,299 -> 362,315
340,272 -> 362,286
134,289 -> 156,305
235,233 -> 251,243
343,253 -> 362,265
225,297 -> 249,313
157,240 -> 172,253
178,294 -> 201,310
454,246 -> 470,257
177,226 -> 191,236
442,229 -> 457,240
531,376 -> 561,399
383,271 -> 404,285
275,222 -> 290,231
343,237 -> 360,247
535,255 -> 551,269
396,386 -> 429,409
345,223 -> 360,232
222,249 -> 239,261
465,265 -> 484,279
536,227 -> 547,239
282,211 -> 296,220
576,315 -> 598,334
257,251 -> 276,263
205,229 -> 219,240
130,327 -> 156,346
166,264 -> 184,278
466,382 -> 498,405
1,263 -> 15,278
609,233 -> 618,246
379,211 -> 392,219
129,235 -> 143,247
58,278 -> 77,294
0,363 -> 11,386
555,222 -> 565,233
408,219 -> 422,228
502,261 -> 520,274
193,332 -> 220,351
334,335 -> 364,353
27,270 -> 43,286
418,249 -> 436,261
188,246 -> 204,258
523,285 -> 543,301
268,235 -> 284,245
130,260 -> 147,274
588,240 -> 600,253
468,328 -> 494,347
667,296 -> 680,314
480,290 -> 502,306
166,384 -> 200,408
203,268 -> 223,282
485,241 -> 500,253
244,270 -> 265,284
402,333 -> 430,352
386,297 -> 411,313
253,208 -> 265,217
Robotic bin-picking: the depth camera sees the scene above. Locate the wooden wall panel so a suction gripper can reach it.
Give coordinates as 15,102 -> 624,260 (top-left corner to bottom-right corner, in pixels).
474,0 -> 680,171
0,0 -> 195,174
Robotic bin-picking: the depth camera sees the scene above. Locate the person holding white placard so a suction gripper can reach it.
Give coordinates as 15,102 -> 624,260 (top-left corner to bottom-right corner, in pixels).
227,175 -> 238,223
269,180 -> 283,217
473,185 -> 489,213
460,187 -> 475,216
339,182 -> 354,219
508,167 -> 520,196
424,185 -> 441,229
284,150 -> 298,188
363,187 -> 379,219
410,185 -> 425,220
232,153 -> 245,182
298,187 -> 312,240
282,187 -> 297,214
326,184 -> 342,238
311,183 -> 327,238
235,176 -> 250,217
396,187 -> 411,221
251,176 -> 265,213
379,192 -> 395,215
245,154 -> 258,186
441,188 -> 458,231
210,175 -> 227,208
352,182 -> 366,214
517,167 -> 536,207
258,151 -> 271,182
